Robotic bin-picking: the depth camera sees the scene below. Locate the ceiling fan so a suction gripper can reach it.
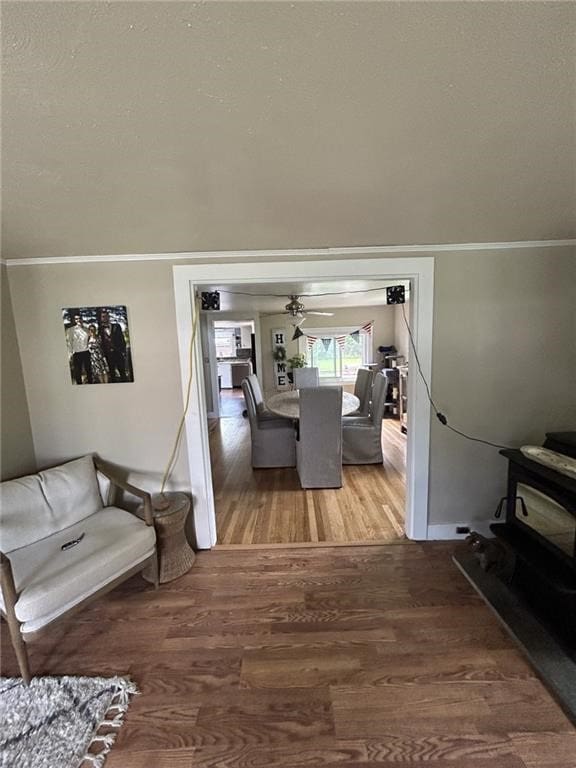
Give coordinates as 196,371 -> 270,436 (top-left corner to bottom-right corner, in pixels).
271,295 -> 334,325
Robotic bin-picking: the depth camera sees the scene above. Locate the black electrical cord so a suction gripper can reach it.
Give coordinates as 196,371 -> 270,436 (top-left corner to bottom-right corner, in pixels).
216,285 -> 396,299
400,303 -> 512,451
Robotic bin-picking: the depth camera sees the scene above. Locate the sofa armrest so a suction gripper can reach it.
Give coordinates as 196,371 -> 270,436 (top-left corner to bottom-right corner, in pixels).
93,459 -> 154,526
0,550 -> 19,614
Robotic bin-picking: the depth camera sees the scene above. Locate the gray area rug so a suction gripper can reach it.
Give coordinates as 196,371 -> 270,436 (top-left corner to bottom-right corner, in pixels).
0,676 -> 137,768
453,548 -> 576,724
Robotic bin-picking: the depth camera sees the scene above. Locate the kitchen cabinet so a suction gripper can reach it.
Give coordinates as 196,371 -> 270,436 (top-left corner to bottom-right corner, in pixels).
217,361 -> 252,389
231,362 -> 252,387
217,363 -> 233,389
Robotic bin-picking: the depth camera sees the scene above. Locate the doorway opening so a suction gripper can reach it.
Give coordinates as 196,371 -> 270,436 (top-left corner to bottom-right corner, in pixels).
173,254 -> 433,550
203,281 -> 409,546
213,319 -> 255,418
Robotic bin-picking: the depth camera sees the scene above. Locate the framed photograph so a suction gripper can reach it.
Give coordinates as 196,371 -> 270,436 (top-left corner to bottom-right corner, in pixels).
62,305 -> 134,385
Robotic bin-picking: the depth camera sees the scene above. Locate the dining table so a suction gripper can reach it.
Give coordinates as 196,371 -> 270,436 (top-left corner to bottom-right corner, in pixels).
266,389 -> 360,420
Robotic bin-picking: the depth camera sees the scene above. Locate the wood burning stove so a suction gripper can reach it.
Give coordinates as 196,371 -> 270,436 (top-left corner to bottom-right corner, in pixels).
491,432 -> 576,645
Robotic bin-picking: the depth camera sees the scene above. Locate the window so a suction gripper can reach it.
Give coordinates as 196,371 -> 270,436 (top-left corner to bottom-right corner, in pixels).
304,329 -> 371,380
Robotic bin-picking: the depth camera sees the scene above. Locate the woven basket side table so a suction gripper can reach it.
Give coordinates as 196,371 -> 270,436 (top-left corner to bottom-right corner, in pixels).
143,492 -> 195,583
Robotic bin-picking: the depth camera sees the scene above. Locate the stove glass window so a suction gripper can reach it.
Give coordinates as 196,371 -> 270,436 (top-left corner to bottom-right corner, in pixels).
516,483 -> 575,556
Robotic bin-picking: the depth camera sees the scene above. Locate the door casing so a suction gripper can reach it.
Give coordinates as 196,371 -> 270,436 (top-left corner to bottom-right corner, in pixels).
173,253 -> 434,548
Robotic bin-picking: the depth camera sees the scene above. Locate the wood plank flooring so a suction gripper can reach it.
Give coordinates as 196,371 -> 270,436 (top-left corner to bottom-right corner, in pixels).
218,388 -> 247,418
210,397 -> 406,546
2,543 -> 573,766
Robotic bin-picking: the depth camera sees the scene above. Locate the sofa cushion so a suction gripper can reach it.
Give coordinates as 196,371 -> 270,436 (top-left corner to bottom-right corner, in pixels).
0,456 -> 103,552
0,507 -> 156,633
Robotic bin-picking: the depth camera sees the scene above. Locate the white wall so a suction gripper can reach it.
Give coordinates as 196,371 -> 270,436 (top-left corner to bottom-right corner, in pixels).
1,265 -> 36,480
6,260 -> 190,493
199,314 -> 213,414
429,249 -> 576,527
7,247 -> 575,530
240,325 -> 253,348
393,300 -> 411,362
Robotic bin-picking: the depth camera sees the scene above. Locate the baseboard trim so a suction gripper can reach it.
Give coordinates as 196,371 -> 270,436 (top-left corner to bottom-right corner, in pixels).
427,522 -> 495,540
214,538 -> 409,551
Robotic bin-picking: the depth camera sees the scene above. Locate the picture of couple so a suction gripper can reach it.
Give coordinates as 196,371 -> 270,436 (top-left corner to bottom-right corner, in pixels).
62,305 -> 134,385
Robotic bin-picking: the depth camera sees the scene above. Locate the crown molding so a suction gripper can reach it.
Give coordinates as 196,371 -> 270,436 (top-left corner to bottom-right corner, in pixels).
3,239 -> 575,267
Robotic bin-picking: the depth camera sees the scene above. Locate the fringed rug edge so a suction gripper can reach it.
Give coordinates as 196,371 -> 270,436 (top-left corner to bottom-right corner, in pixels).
79,677 -> 138,768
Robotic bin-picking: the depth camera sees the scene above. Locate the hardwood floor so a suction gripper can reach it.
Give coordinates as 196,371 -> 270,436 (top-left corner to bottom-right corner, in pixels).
2,543 -> 573,766
218,388 -> 246,418
210,409 -> 406,546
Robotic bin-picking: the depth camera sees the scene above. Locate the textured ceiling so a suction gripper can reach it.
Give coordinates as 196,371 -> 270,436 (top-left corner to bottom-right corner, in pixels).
2,2 -> 575,259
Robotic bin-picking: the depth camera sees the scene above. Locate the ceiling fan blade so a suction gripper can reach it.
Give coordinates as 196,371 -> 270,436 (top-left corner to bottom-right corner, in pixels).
306,311 -> 334,316
261,311 -> 289,316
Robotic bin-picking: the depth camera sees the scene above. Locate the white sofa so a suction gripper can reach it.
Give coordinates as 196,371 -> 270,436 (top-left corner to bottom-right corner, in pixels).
0,455 -> 157,682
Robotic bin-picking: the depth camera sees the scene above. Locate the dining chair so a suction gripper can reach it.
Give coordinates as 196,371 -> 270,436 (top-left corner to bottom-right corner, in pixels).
293,367 -> 320,388
245,374 -> 278,420
241,380 -> 296,468
344,368 -> 374,417
296,386 -> 343,488
342,372 -> 388,464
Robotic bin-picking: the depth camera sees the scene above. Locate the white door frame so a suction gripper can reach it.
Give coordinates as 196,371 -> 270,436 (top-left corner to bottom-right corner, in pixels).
173,254 -> 434,548
200,314 -> 220,419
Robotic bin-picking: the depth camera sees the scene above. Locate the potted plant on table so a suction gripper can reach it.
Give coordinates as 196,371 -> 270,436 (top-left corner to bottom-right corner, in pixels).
286,353 -> 306,384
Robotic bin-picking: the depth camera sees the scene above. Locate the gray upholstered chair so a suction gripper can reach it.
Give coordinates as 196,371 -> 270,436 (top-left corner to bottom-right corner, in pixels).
342,372 -> 388,464
241,379 -> 296,468
344,368 -> 374,417
245,373 -> 278,420
293,367 -> 320,388
246,373 -> 265,409
296,386 -> 343,488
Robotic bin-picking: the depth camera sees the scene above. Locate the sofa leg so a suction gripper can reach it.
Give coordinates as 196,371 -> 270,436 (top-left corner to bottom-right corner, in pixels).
2,553 -> 32,684
6,617 -> 31,684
